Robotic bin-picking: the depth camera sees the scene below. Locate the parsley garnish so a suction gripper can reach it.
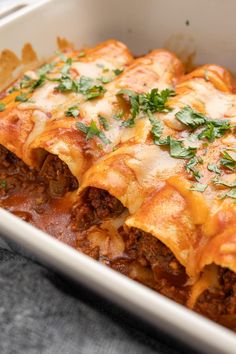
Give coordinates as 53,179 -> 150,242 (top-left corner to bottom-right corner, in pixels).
76,120 -> 111,145
190,183 -> 208,192
15,93 -> 28,102
0,103 -> 6,112
65,106 -> 79,118
98,115 -> 109,130
220,149 -> 236,171
207,163 -> 221,175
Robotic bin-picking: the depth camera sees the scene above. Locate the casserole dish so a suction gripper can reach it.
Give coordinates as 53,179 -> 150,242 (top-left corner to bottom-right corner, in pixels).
0,0 -> 236,352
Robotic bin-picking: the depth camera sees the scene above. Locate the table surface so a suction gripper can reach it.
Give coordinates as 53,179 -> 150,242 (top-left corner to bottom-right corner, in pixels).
0,1 -> 199,353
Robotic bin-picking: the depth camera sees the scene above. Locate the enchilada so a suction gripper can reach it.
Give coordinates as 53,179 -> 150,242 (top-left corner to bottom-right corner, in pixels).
0,39 -> 235,331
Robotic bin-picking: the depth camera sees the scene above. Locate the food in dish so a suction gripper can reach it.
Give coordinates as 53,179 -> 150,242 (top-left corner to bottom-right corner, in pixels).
0,39 -> 235,331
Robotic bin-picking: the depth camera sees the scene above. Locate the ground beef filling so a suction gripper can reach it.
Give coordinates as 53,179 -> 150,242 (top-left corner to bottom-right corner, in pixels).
39,154 -> 78,197
72,187 -> 125,231
0,145 -> 78,200
194,267 -> 236,328
76,224 -> 189,305
113,227 -> 189,304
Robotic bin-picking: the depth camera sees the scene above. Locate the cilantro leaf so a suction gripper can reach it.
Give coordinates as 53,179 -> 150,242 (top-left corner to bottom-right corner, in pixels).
99,115 -> 109,130
175,106 -> 207,129
186,157 -> 202,181
169,137 -> 196,159
61,57 -> 72,75
98,77 -> 112,84
213,179 -> 236,188
148,113 -> 164,143
190,183 -> 208,192
139,88 -> 175,114
76,120 -> 111,144
112,111 -> 123,120
15,93 -> 28,102
38,62 -> 55,76
225,188 -> 236,199
198,119 -> 231,142
65,106 -> 80,118
113,68 -> 124,76
79,76 -> 106,99
0,103 -> 6,112
207,163 -> 221,175
220,149 -> 236,171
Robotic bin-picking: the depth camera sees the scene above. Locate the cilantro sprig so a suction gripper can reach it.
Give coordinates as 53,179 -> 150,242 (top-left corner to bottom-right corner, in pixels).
175,106 -> 232,142
76,121 -> 111,145
117,88 -> 175,127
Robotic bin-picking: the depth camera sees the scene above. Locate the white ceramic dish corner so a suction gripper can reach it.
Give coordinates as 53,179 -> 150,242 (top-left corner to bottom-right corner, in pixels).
0,1 -> 236,353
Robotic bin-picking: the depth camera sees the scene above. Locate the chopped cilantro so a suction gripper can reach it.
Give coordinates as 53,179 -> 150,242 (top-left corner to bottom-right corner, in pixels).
148,113 -> 164,144
98,77 -> 112,84
117,88 -> 174,128
220,149 -> 236,171
78,76 -> 106,100
98,115 -> 109,130
168,138 -> 196,159
65,106 -> 80,117
175,106 -> 206,129
186,157 -> 202,181
54,75 -> 79,92
225,188 -> 236,199
76,120 -> 111,145
198,119 -> 231,142
113,68 -> 124,76
213,179 -> 236,188
112,111 -> 123,120
38,62 -> 55,76
190,182 -> 208,192
15,93 -> 28,102
0,180 -> 7,189
0,103 -> 6,112
61,57 -> 73,75
207,163 -> 221,175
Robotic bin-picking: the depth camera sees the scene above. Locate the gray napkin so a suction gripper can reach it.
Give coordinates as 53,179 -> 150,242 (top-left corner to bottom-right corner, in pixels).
0,236 -> 198,354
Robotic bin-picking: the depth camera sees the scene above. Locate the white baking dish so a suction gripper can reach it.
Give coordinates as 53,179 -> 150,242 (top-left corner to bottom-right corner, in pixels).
0,1 -> 236,353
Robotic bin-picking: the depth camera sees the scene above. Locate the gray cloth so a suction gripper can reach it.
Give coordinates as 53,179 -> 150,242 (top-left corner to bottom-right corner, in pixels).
0,236 -> 198,354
